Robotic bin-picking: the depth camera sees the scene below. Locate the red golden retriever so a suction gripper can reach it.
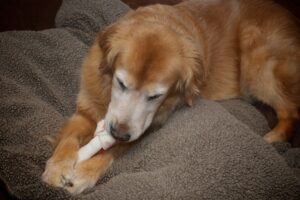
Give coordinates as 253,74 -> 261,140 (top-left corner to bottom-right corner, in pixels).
43,0 -> 300,194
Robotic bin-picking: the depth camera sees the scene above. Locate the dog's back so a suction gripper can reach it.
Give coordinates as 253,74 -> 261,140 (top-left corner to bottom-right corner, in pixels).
174,0 -> 300,142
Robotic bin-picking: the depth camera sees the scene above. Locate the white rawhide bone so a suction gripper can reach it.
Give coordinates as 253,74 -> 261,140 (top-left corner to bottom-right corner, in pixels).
77,120 -> 115,163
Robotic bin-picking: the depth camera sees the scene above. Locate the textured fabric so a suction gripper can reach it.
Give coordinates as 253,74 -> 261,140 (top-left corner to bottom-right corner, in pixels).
0,0 -> 299,199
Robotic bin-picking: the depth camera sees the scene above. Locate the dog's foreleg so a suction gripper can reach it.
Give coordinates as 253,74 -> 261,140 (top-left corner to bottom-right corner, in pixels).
65,143 -> 131,194
42,112 -> 97,188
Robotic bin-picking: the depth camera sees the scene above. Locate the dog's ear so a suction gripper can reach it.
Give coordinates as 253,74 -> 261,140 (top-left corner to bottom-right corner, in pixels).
180,54 -> 205,107
182,77 -> 200,107
97,24 -> 119,75
177,35 -> 207,107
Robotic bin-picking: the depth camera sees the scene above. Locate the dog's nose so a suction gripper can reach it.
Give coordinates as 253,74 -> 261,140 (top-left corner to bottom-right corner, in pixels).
110,123 -> 131,142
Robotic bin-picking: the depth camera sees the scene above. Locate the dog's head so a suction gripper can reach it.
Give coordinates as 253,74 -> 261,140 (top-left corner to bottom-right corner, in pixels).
98,19 -> 203,142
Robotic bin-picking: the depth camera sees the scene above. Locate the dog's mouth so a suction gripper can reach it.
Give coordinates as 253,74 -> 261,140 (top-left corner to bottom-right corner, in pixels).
104,120 -> 132,142
110,130 -> 131,142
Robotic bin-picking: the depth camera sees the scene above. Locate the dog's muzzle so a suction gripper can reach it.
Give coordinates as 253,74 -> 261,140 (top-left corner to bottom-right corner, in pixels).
109,123 -> 131,142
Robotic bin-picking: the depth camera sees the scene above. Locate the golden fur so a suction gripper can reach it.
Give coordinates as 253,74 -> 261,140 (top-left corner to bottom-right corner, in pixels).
43,0 -> 300,194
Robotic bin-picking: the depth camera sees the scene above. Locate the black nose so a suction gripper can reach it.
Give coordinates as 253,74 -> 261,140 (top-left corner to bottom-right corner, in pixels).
110,123 -> 131,142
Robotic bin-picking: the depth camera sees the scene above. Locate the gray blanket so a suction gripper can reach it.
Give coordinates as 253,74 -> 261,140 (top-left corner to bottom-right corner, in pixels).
0,0 -> 299,199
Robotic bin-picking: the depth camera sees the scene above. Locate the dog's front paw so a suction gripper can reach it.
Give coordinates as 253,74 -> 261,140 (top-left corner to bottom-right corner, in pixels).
64,164 -> 99,195
65,154 -> 113,194
42,158 -> 76,188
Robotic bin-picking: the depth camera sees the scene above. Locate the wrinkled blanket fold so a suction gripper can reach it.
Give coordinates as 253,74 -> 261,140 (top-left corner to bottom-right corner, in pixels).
0,0 -> 299,199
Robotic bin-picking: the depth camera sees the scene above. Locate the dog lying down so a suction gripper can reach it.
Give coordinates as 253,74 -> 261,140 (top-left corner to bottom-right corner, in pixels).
42,0 -> 300,194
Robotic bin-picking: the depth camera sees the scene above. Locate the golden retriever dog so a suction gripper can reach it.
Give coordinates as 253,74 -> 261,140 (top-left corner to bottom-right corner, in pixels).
42,0 -> 300,194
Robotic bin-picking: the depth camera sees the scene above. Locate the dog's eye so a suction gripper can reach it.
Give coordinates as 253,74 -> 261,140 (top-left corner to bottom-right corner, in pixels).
116,77 -> 127,91
147,94 -> 162,101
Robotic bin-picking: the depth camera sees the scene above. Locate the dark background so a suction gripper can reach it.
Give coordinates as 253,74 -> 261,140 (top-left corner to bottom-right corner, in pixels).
0,0 -> 299,32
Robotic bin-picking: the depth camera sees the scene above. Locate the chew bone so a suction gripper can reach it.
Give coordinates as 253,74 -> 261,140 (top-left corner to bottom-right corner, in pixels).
77,120 -> 115,163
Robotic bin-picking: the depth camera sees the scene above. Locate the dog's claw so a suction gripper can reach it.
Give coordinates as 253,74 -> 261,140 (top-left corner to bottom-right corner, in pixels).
42,158 -> 76,188
61,175 -> 74,187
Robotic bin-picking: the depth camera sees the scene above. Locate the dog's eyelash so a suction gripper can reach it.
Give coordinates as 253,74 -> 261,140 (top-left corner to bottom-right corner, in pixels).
147,94 -> 162,101
117,78 -> 127,91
